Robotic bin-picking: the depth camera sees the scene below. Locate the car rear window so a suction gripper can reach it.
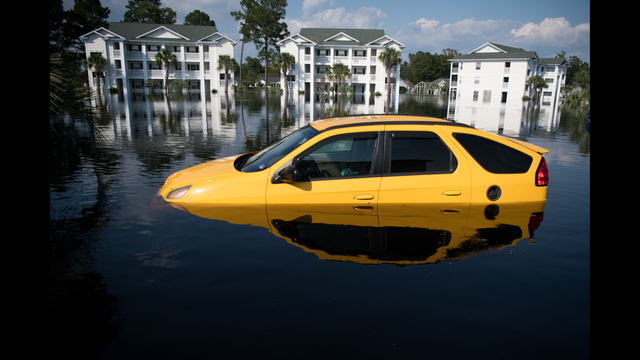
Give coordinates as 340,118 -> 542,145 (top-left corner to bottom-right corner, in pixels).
387,131 -> 458,174
452,133 -> 533,174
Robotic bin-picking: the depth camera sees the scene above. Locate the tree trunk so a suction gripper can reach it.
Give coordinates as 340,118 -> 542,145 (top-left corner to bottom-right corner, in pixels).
239,40 -> 244,88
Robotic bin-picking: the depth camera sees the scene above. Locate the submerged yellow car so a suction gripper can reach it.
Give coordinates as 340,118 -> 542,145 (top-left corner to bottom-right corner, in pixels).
158,115 -> 549,209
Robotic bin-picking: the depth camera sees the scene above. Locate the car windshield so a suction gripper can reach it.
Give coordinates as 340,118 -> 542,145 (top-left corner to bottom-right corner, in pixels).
241,125 -> 320,172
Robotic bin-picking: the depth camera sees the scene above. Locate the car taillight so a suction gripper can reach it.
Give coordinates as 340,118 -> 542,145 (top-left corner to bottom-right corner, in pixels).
528,212 -> 544,237
535,157 -> 549,186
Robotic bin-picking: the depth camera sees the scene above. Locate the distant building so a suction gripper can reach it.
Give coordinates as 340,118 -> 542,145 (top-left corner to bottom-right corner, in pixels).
276,28 -> 405,101
79,22 -> 237,104
448,42 -> 568,108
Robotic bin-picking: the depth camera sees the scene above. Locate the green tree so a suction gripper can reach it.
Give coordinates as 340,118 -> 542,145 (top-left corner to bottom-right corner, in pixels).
84,52 -> 107,108
527,75 -> 548,107
378,47 -> 401,110
184,10 -> 216,26
231,0 -> 289,115
168,79 -> 190,94
218,55 -> 240,96
123,0 -> 176,24
271,52 -> 296,100
154,48 -> 177,91
331,62 -> 352,95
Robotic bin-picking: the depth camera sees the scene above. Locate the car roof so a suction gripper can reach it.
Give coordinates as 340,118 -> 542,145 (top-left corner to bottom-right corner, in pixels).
309,114 -> 470,132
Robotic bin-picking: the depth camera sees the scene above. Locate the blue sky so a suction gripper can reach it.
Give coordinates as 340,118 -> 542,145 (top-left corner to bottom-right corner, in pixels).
65,0 -> 590,63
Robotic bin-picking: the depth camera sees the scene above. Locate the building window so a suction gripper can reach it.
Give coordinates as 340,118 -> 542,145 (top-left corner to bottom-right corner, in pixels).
335,50 -> 347,56
354,50 -> 366,57
173,46 -> 181,52
503,77 -> 509,83
129,45 -> 141,52
317,49 -> 330,56
305,47 -> 311,55
147,45 -> 160,52
474,76 -> 480,84
501,92 -> 507,103
483,90 -> 491,103
187,64 -> 199,71
505,62 -> 510,68
353,67 -> 365,74
476,62 -> 481,70
186,47 -> 198,53
473,91 -> 479,102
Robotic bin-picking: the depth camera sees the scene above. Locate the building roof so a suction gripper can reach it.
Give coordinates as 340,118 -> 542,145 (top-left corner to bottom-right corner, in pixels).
540,57 -> 569,66
84,22 -> 223,43
451,42 -> 538,61
299,28 -> 386,47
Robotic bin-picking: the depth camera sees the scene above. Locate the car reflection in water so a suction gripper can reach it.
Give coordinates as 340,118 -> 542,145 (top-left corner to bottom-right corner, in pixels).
165,200 -> 545,265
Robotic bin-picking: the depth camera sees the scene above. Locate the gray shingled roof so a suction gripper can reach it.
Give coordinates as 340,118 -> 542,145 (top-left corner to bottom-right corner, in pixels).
453,42 -> 537,61
106,22 -> 219,42
299,28 -> 386,46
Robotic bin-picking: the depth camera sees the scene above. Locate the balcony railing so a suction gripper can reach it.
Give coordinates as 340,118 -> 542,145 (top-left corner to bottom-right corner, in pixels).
334,56 -> 348,64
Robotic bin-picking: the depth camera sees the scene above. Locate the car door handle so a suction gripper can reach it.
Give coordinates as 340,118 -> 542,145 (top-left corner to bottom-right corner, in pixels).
354,206 -> 374,213
354,195 -> 374,200
443,191 -> 462,196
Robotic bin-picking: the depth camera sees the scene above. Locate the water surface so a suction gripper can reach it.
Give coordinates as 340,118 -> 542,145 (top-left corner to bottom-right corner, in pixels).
50,92 -> 589,359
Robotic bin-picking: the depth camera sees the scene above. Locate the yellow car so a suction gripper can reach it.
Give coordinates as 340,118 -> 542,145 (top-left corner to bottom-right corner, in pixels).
158,115 -> 549,209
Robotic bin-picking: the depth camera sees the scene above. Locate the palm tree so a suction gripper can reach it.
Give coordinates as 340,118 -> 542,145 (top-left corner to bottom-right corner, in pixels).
168,79 -> 190,94
155,48 -> 178,92
378,47 -> 401,111
84,52 -> 107,108
271,52 -> 296,101
144,79 -> 161,93
527,75 -> 548,107
217,55 -> 240,97
331,62 -> 352,96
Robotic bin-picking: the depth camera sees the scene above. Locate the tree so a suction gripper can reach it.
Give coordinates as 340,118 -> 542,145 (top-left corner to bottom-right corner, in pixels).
271,52 -> 296,100
218,55 -> 240,96
378,47 -> 401,111
184,10 -> 215,26
442,48 -> 462,58
527,75 -> 548,107
154,48 -> 177,92
123,0 -> 176,24
231,0 -> 289,116
84,52 -> 107,108
331,62 -> 352,95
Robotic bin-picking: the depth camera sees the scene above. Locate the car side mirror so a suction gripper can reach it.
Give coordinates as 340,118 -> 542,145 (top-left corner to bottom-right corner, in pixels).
275,165 -> 299,183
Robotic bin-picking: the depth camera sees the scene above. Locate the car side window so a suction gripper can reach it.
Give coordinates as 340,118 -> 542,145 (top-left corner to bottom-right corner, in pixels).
295,132 -> 378,180
385,131 -> 458,174
452,133 -> 532,174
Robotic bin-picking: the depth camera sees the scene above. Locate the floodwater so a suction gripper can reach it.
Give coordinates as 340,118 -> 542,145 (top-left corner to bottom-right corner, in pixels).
50,91 -> 589,359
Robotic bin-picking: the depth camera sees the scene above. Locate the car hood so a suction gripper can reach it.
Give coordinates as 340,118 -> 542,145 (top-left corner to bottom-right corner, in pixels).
160,154 -> 243,194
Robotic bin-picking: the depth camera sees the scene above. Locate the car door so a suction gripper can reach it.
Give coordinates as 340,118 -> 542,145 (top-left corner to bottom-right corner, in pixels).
266,126 -> 384,214
377,125 -> 472,212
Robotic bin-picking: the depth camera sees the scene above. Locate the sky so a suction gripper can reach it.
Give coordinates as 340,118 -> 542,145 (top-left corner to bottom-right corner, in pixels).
64,0 -> 591,64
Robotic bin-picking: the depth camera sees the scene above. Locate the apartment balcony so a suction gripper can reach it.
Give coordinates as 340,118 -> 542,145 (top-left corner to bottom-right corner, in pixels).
351,56 -> 367,64
122,69 -> 209,79
315,55 -> 330,64
334,55 -> 348,64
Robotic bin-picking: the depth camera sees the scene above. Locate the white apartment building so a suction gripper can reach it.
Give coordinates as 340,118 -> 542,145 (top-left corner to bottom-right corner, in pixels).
276,28 -> 405,101
448,42 -> 568,110
80,22 -> 237,104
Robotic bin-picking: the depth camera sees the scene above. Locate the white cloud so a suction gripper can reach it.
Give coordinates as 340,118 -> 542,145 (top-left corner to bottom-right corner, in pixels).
394,16 -> 589,61
286,6 -> 387,35
509,17 -> 590,47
